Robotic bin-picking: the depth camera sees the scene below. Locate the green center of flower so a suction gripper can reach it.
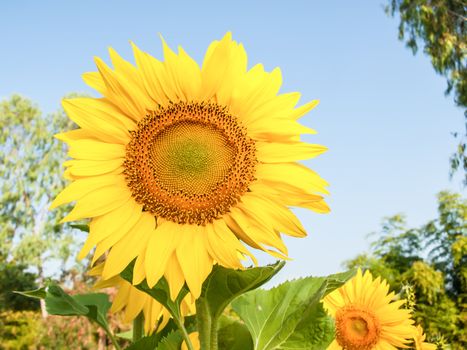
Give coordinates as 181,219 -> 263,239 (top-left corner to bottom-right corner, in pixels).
172,139 -> 210,174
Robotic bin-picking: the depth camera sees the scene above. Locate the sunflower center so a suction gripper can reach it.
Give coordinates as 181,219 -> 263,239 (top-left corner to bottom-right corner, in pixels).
124,101 -> 257,225
335,305 -> 381,350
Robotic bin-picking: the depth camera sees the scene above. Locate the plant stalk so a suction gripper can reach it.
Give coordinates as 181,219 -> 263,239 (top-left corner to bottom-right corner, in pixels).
104,327 -> 122,350
174,316 -> 195,350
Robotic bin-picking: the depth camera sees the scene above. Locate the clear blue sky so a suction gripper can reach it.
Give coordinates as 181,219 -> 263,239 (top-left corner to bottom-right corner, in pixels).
1,1 -> 464,282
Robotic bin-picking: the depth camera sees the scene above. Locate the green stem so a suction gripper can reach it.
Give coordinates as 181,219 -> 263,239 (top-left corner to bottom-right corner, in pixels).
195,297 -> 218,350
104,327 -> 122,350
174,316 -> 195,350
132,312 -> 144,342
209,316 -> 218,350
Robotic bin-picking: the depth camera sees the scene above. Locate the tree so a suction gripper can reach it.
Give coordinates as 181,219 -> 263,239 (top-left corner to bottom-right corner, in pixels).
386,0 -> 467,184
0,95 -> 82,316
346,191 -> 466,349
0,263 -> 39,311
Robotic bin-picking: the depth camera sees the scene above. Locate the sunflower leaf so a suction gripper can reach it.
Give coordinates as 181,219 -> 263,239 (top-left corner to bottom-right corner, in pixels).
16,283 -> 115,344
13,286 -> 47,299
154,330 -> 184,350
218,315 -> 254,350
125,332 -> 163,350
196,261 -> 285,350
70,224 -> 89,232
231,270 -> 355,350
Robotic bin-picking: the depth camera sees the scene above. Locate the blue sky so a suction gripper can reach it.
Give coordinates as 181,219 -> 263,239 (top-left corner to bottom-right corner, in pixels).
1,1 -> 464,282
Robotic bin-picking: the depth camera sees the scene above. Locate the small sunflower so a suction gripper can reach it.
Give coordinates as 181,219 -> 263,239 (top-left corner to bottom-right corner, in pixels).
52,32 -> 329,299
322,269 -> 416,350
413,325 -> 436,350
91,264 -> 195,334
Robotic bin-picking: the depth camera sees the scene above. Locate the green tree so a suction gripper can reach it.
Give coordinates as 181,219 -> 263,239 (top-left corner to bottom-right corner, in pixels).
386,0 -> 466,184
0,95 -> 82,316
346,191 -> 466,349
0,263 -> 39,311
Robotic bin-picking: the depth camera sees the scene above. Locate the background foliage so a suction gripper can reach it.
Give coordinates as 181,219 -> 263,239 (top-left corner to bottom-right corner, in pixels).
386,0 -> 467,183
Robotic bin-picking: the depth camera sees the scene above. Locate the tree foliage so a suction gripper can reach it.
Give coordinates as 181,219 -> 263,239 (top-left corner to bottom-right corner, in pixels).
0,263 -> 39,311
0,95 -> 81,281
386,0 -> 467,184
346,191 -> 466,348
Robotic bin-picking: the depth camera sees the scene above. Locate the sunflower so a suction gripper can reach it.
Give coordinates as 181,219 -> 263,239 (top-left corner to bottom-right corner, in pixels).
51,32 -> 329,299
322,269 -> 416,350
90,264 -> 195,334
413,325 -> 436,350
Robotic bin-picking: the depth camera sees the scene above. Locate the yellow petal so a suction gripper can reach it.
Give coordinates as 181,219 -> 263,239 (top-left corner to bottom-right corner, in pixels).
78,199 -> 142,259
176,226 -> 213,299
200,32 -> 234,100
238,193 -> 307,238
94,56 -> 151,120
205,220 -> 245,269
256,141 -> 327,162
163,253 -> 186,300
67,139 -> 126,160
62,98 -> 133,143
63,159 -> 123,177
123,287 -> 146,323
82,72 -> 106,95
243,92 -> 301,124
256,162 -> 329,195
50,174 -> 122,209
111,282 -> 131,312
290,100 -> 319,120
131,42 -> 173,104
102,212 -> 155,279
176,46 -> 202,101
229,207 -> 289,258
132,251 -> 146,285
61,184 -> 132,223
145,221 -> 181,288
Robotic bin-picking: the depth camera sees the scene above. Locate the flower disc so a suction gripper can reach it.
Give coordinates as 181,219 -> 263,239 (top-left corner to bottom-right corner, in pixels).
124,101 -> 256,225
335,306 -> 381,350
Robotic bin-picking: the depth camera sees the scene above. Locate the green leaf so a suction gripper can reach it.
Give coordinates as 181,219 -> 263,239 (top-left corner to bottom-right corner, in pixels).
13,286 -> 46,299
125,332 -> 163,350
117,330 -> 133,340
125,316 -> 196,350
218,315 -> 253,350
155,330 -> 184,350
196,261 -> 285,350
70,224 -> 89,232
18,283 -> 121,349
231,270 -> 355,350
72,292 -> 112,330
44,284 -> 89,316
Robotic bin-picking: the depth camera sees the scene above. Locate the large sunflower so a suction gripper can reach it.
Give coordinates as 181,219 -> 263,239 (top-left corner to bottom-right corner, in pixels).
322,269 -> 416,350
52,32 -> 329,299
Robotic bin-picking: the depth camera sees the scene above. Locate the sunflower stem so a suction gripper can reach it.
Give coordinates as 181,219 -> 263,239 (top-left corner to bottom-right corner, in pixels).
132,312 -> 144,342
104,326 -> 122,350
174,315 -> 195,350
195,297 -> 218,350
